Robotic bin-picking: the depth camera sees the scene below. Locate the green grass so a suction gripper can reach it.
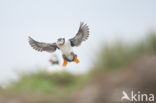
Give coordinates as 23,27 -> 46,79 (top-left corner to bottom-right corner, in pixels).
2,32 -> 156,101
92,32 -> 156,73
5,71 -> 89,99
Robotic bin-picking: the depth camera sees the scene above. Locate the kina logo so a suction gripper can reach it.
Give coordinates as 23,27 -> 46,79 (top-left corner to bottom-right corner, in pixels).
121,90 -> 154,102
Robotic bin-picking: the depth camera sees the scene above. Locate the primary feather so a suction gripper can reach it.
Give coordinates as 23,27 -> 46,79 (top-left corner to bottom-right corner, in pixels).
28,36 -> 57,52
69,22 -> 89,47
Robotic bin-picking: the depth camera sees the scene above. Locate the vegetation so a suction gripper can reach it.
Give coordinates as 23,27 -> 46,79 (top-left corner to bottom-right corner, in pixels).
92,32 -> 156,72
1,32 -> 156,103
5,71 -> 89,99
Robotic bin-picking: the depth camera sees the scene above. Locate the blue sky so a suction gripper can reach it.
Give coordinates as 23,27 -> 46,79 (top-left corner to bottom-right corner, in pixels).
0,0 -> 156,85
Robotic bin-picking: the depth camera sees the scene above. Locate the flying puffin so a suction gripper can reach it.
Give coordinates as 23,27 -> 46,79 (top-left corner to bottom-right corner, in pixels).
28,22 -> 89,67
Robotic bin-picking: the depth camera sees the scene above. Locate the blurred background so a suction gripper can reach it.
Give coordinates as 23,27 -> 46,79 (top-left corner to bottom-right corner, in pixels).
0,0 -> 156,103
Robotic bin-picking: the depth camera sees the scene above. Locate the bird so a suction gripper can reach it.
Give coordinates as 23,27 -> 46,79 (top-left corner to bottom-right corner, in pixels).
28,22 -> 89,67
49,54 -> 59,65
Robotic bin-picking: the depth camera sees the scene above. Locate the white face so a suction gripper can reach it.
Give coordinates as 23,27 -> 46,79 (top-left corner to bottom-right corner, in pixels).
57,38 -> 65,46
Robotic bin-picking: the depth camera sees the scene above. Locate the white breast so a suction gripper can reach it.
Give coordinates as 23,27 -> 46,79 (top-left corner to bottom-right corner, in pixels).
59,40 -> 73,56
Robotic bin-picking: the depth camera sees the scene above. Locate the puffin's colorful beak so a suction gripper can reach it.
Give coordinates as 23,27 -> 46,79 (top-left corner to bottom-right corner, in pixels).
58,42 -> 62,46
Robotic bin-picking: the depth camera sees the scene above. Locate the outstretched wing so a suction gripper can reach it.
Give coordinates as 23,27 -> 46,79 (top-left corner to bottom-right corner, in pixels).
28,36 -> 58,52
69,22 -> 89,47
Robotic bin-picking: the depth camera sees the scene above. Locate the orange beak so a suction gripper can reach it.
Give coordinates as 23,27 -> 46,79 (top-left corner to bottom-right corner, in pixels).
58,42 -> 62,46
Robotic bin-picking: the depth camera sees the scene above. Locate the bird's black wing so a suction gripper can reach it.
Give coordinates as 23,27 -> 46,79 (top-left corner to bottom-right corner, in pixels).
28,36 -> 58,52
69,22 -> 89,47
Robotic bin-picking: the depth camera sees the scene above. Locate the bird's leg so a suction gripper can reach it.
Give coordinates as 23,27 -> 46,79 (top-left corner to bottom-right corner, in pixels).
62,58 -> 68,67
71,52 -> 80,64
74,58 -> 80,64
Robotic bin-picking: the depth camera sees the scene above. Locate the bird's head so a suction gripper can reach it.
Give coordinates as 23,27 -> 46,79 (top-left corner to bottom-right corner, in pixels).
57,38 -> 65,46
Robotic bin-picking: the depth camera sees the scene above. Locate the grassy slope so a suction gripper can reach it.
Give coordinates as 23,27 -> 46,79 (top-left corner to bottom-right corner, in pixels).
92,32 -> 156,72
1,32 -> 156,102
4,72 -> 89,100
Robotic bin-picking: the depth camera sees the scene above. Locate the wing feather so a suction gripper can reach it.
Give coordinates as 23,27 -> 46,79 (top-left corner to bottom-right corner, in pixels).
69,22 -> 89,47
28,36 -> 57,52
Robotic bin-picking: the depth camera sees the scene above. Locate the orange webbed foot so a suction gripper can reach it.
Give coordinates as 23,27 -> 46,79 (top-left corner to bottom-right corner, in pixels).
62,59 -> 68,67
74,58 -> 80,64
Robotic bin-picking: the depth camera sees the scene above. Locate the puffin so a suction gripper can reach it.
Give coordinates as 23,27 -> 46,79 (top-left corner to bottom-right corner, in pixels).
28,22 -> 89,67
